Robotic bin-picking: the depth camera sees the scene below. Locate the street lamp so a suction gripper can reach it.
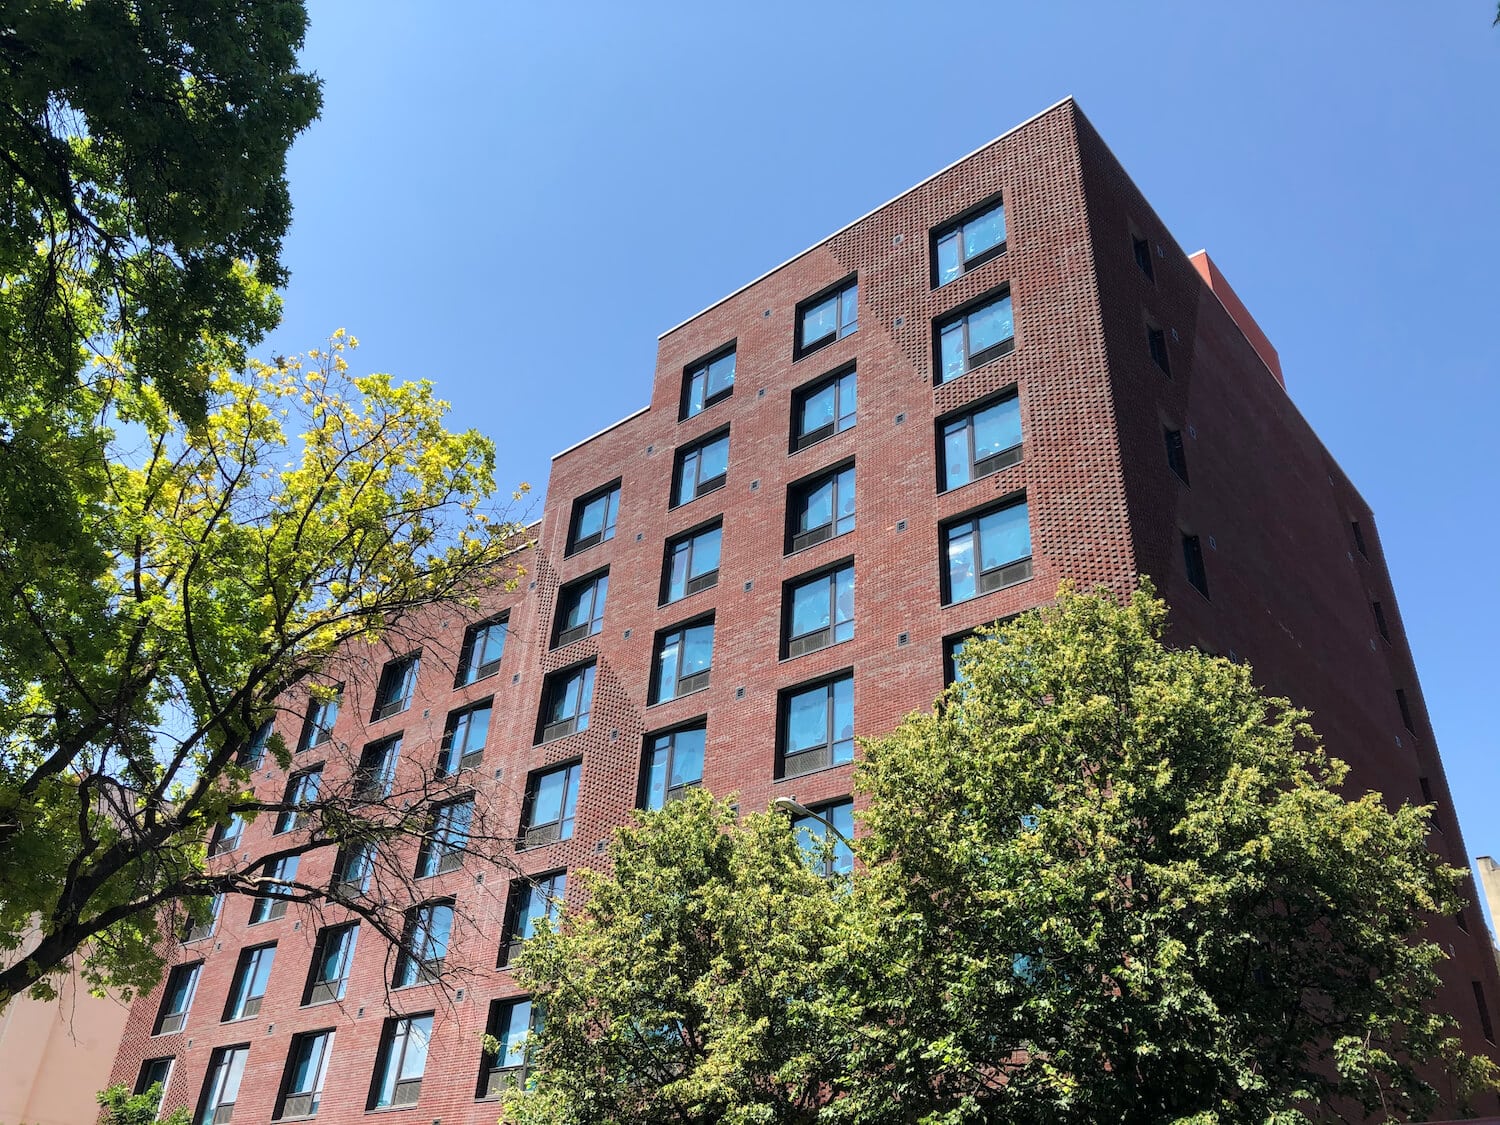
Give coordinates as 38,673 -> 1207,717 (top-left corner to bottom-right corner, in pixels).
771,796 -> 855,850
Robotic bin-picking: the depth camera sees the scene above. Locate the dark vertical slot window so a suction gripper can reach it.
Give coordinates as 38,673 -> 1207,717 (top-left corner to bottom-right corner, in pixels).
554,571 -> 609,647
1148,326 -> 1171,375
1182,534 -> 1209,598
933,199 -> 1007,286
438,701 -> 491,775
372,653 -> 420,720
1372,601 -> 1390,642
394,902 -> 454,987
538,664 -> 595,743
791,799 -> 855,876
415,798 -> 473,878
277,1030 -> 334,1120
682,347 -> 736,419
940,394 -> 1022,490
672,431 -> 730,507
223,943 -> 276,1021
1163,428 -> 1189,484
296,689 -> 340,754
1476,982 -> 1496,1044
522,761 -> 582,848
785,564 -> 854,658
369,1014 -> 433,1109
353,735 -> 400,800
196,1045 -> 249,1125
1133,235 -> 1154,279
303,923 -> 358,1005
663,523 -> 722,603
943,500 -> 1032,604
1395,689 -> 1415,732
1351,519 -> 1368,558
792,367 -> 857,450
456,614 -> 508,686
478,999 -> 540,1099
249,856 -> 299,923
499,871 -> 567,968
1419,776 -> 1443,833
135,1057 -> 173,1114
796,278 -> 858,358
567,483 -> 620,555
937,292 -> 1014,383
154,962 -> 201,1034
183,894 -> 222,943
641,726 -> 706,811
650,620 -> 714,704
788,464 -> 855,552
780,674 -> 854,778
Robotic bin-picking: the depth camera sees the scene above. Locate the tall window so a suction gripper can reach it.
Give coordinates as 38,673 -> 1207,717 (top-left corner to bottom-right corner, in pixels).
222,943 -> 275,1021
240,719 -> 273,768
478,999 -> 541,1099
792,366 -> 857,450
1147,325 -> 1171,375
942,499 -> 1032,604
330,839 -> 375,897
395,902 -> 454,987
1182,533 -> 1209,598
277,1030 -> 334,1120
641,725 -> 706,811
371,653 -> 420,721
650,619 -> 714,704
303,923 -> 358,1005
182,894 -> 222,943
566,482 -> 620,555
780,674 -> 854,779
933,198 -> 1006,286
538,663 -> 595,743
939,393 -> 1022,490
796,277 -> 858,358
787,463 -> 855,553
353,735 -> 400,800
936,291 -> 1014,383
554,571 -> 609,647
196,1045 -> 249,1125
662,522 -> 721,604
134,1058 -> 174,1112
274,768 -> 321,834
415,798 -> 473,878
1133,233 -> 1155,280
1373,600 -> 1390,642
681,346 -> 736,419
438,701 -> 491,775
785,563 -> 854,658
211,813 -> 245,857
1351,519 -> 1368,558
456,614 -> 508,686
295,688 -> 340,753
154,962 -> 201,1034
1163,427 -> 1189,484
672,430 -> 729,507
249,856 -> 300,924
791,798 -> 855,876
499,871 -> 567,968
369,1014 -> 433,1109
521,761 -> 582,848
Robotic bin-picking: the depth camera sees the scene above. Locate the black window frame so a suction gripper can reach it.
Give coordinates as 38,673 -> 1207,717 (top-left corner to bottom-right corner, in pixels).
790,363 -> 857,452
783,560 -> 855,659
275,1028 -> 335,1120
1147,324 -> 1171,375
274,767 -> 322,834
930,194 -> 1008,287
196,1044 -> 250,1125
680,342 -> 737,420
394,899 -> 455,987
182,893 -> 222,944
371,652 -> 420,721
302,922 -> 358,1006
1133,233 -> 1155,280
671,428 -> 730,508
934,287 -> 1015,384
1351,519 -> 1369,558
415,796 -> 474,878
1372,600 -> 1390,642
329,838 -> 375,898
210,813 -> 245,857
786,460 -> 855,554
239,718 -> 273,768
222,942 -> 276,1022
367,1013 -> 434,1110
1395,688 -> 1416,732
661,519 -> 722,605
789,796 -> 856,877
249,855 -> 300,924
353,734 -> 400,801
536,661 -> 596,744
553,569 -> 609,648
794,275 -> 858,360
455,613 -> 508,686
940,496 -> 1034,605
639,722 -> 707,811
649,616 -> 715,705
565,480 -> 621,556
1163,427 -> 1189,484
1183,533 -> 1209,598
134,1057 -> 174,1106
438,698 -> 492,776
777,670 -> 855,780
477,997 -> 540,1100
937,390 -> 1023,491
295,687 -> 341,754
520,759 -> 583,849
498,870 -> 567,969
153,961 -> 202,1035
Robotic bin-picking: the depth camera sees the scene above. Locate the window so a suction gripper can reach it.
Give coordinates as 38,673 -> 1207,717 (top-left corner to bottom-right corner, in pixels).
211,813 -> 245,857
936,291 -> 1014,383
353,735 -> 400,800
135,1057 -> 174,1110
395,901 -> 454,987
1147,325 -> 1171,375
566,482 -> 620,555
779,674 -> 854,779
791,798 -> 854,876
277,1031 -> 334,1119
478,998 -> 541,1099
787,463 -> 854,553
240,719 -> 273,768
939,393 -> 1022,490
641,725 -> 705,810
438,700 -> 491,775
1133,234 -> 1154,280
792,366 -> 857,451
154,962 -> 201,1034
662,522 -> 721,604
222,943 -> 275,1021
538,663 -> 595,743
672,430 -> 729,507
274,768 -> 321,834
1182,533 -> 1209,598
330,839 -> 375,897
1351,519 -> 1369,558
303,923 -> 358,1005
796,277 -> 858,358
456,614 -> 508,686
1373,600 -> 1390,642
499,871 -> 567,968
182,894 -> 222,943
681,345 -> 736,419
416,798 -> 473,878
371,653 -> 420,721
785,563 -> 854,659
1163,427 -> 1189,484
295,689 -> 340,753
369,1014 -> 433,1109
1475,981 -> 1496,1045
943,633 -> 971,688
196,1045 -> 249,1125
942,499 -> 1032,604
650,619 -> 714,704
1395,689 -> 1415,732
249,856 -> 300,924
521,761 -> 582,848
933,198 -> 1006,286
554,571 -> 608,647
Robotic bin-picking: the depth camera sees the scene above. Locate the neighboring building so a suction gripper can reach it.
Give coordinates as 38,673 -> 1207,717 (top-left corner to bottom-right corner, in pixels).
104,97 -> 1499,1123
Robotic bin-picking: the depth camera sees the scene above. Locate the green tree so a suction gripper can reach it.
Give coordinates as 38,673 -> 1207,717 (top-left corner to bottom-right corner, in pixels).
97,1082 -> 191,1125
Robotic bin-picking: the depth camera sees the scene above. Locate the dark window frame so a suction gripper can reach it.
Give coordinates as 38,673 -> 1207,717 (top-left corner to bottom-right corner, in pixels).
794,275 -> 859,361
438,699 -> 492,776
680,342 -> 737,420
239,719 -> 273,768
566,480 -> 621,556
1351,519 -> 1369,558
455,614 -> 508,686
182,894 -> 222,943
275,1028 -> 335,1120
649,616 -> 715,705
937,390 -> 1023,491
940,496 -> 1033,605
1163,427 -> 1189,484
302,923 -> 358,1006
639,722 -> 707,811
661,519 -> 722,605
1373,600 -> 1391,642
353,734 -> 400,801
329,839 -> 375,898
786,461 -> 855,554
394,900 -> 455,988
249,855 -> 300,924
134,1057 -> 174,1106
777,670 -> 856,780
477,997 -> 541,1100
210,813 -> 244,857
1183,533 -> 1210,598
783,560 -> 855,659
415,796 -> 474,878
931,195 -> 1008,287
1133,233 -> 1155,280
498,870 -> 567,969
371,652 -> 421,721
153,961 -> 202,1035
789,797 -> 856,877
934,287 -> 1015,384
274,767 -> 322,834
1147,324 -> 1171,375
790,364 -> 857,452
368,1013 -> 434,1110
536,661 -> 596,744
553,569 -> 609,648
520,759 -> 583,849
196,1044 -> 250,1125
295,687 -> 341,754
222,942 -> 276,1022
671,428 -> 730,508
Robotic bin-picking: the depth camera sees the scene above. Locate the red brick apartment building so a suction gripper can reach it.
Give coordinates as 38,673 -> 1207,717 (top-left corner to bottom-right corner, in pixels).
105,97 -> 1499,1123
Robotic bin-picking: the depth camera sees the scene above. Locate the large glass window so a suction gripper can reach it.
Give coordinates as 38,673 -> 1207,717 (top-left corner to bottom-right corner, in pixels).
499,871 -> 567,968
539,663 -> 595,743
249,856 -> 300,924
940,393 -> 1022,490
522,761 -> 582,848
154,962 -> 201,1034
554,571 -> 608,647
780,675 -> 854,778
372,653 -> 420,721
416,798 -> 473,878
295,689 -> 340,753
478,999 -> 541,1099
641,726 -> 706,811
277,1030 -> 334,1120
395,902 -> 454,987
303,923 -> 358,1005
797,278 -> 858,358
456,614 -> 508,686
672,431 -> 729,507
566,482 -> 620,555
785,564 -> 854,658
937,292 -> 1014,383
353,735 -> 400,800
792,798 -> 855,876
196,1045 -> 249,1125
134,1057 -> 174,1114
222,943 -> 275,1021
650,620 -> 714,704
330,840 -> 375,897
369,1014 -> 433,1109
788,464 -> 855,553
438,701 -> 491,775
274,768 -> 321,834
942,499 -> 1032,604
933,198 -> 1007,286
682,346 -> 736,419
662,522 -> 721,604
792,367 -> 857,450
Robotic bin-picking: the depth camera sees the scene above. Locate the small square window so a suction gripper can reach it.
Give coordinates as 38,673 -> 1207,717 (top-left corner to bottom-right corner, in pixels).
566,482 -> 621,556
778,673 -> 854,779
938,393 -> 1022,490
368,1013 -> 433,1109
681,345 -> 736,419
1182,533 -> 1209,598
941,498 -> 1032,604
662,521 -> 721,604
783,563 -> 854,659
1148,325 -> 1171,375
295,687 -> 341,754
640,725 -> 706,811
394,901 -> 454,987
477,998 -> 541,1100
935,290 -> 1014,383
415,798 -> 473,878
932,197 -> 1007,287
520,761 -> 582,848
650,618 -> 714,704
372,653 -> 420,721
795,277 -> 858,359
438,700 -> 491,775
456,615 -> 508,686
791,366 -> 857,451
554,570 -> 608,648
537,663 -> 595,744
498,871 -> 567,968
672,430 -> 729,507
787,463 -> 855,553
276,1029 -> 334,1120
1163,428 -> 1189,484
1133,234 -> 1154,280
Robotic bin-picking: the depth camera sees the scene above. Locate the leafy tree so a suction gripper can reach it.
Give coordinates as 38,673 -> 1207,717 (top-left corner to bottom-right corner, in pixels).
97,1082 -> 191,1125
0,334 -> 528,1009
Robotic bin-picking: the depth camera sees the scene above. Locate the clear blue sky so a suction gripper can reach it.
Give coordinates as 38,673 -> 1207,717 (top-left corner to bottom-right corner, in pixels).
271,1 -> 1500,909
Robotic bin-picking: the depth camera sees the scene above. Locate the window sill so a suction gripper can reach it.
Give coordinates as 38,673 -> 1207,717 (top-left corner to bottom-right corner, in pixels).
300,996 -> 344,1009
220,1014 -> 260,1025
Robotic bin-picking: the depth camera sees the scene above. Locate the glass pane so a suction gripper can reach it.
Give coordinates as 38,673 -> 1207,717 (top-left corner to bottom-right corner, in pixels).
940,322 -> 966,381
833,677 -> 854,744
576,668 -> 594,730
800,294 -> 838,348
604,489 -> 620,536
399,1017 -> 432,1080
700,437 -> 729,482
591,576 -> 608,629
947,526 -> 977,602
791,578 -> 831,638
221,1049 -> 247,1104
691,528 -> 721,578
577,494 -> 604,538
834,567 -> 854,627
800,383 -> 836,435
966,295 -> 1014,356
645,744 -> 668,810
686,370 -> 706,416
426,906 -> 453,959
559,766 -> 580,834
839,284 -> 858,334
707,352 -> 736,395
671,729 -> 705,787
463,706 -> 490,752
936,232 -> 960,285
681,625 -> 714,676
835,468 -> 856,529
978,502 -> 1031,571
943,422 -> 971,489
827,802 -> 855,872
973,397 -> 1022,458
799,480 -> 833,533
667,544 -> 688,601
788,687 -> 829,753
677,452 -> 699,500
963,204 -> 1006,258
250,948 -> 275,994
837,371 -> 857,428
500,1001 -> 532,1064
532,769 -> 565,824
656,637 -> 680,699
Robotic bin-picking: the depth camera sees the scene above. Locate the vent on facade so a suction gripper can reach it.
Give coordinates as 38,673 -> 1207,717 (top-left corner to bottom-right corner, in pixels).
541,717 -> 578,743
975,445 -> 1023,477
898,633 -> 909,646
736,687 -> 746,700
523,822 -> 562,849
895,413 -> 906,424
437,850 -> 463,875
556,622 -> 590,648
894,316 -> 904,327
976,558 -> 1031,595
499,938 -> 525,969
594,840 -> 608,854
788,630 -> 833,660
485,1066 -> 526,1099
307,981 -> 339,1006
283,1094 -> 314,1118
751,479 -> 760,491
159,1012 -> 187,1034
391,1079 -> 422,1106
783,745 -> 833,779
623,629 -> 631,639
791,524 -> 833,553
896,520 -> 907,533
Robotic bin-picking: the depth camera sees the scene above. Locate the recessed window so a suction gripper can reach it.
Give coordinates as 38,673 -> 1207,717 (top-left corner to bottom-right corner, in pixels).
936,290 -> 1014,383
521,760 -> 582,848
641,725 -> 706,810
779,673 -> 854,779
554,570 -> 609,647
196,1045 -> 249,1125
787,463 -> 855,553
303,923 -> 358,1005
456,615 -> 508,686
295,688 -> 340,753
1351,519 -> 1368,558
240,719 -> 273,768
1395,689 -> 1415,733
796,277 -> 858,359
372,653 -> 420,721
1372,600 -> 1390,642
790,798 -> 855,876
222,943 -> 275,1021
933,197 -> 1007,286
1418,777 -> 1443,834
943,634 -> 971,688
353,735 -> 400,800
478,998 -> 540,1100
1133,234 -> 1154,280
210,813 -> 245,857
942,498 -> 1032,604
939,393 -> 1022,490
369,1013 -> 433,1109
415,798 -> 473,878
538,663 -> 596,743
1147,325 -> 1171,375
134,1057 -> 174,1110
1183,533 -> 1209,598
394,901 -> 454,987
249,856 -> 300,923
784,563 -> 854,659
276,1030 -> 334,1120
662,521 -> 721,604
274,768 -> 321,834
1163,427 -> 1189,484
182,894 -> 222,943
681,345 -> 736,419
566,481 -> 621,556
672,429 -> 729,507
330,840 -> 375,897
153,962 -> 201,1034
1475,982 -> 1496,1045
792,366 -> 857,451
438,700 -> 491,775
650,618 -> 714,704
499,871 -> 566,968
